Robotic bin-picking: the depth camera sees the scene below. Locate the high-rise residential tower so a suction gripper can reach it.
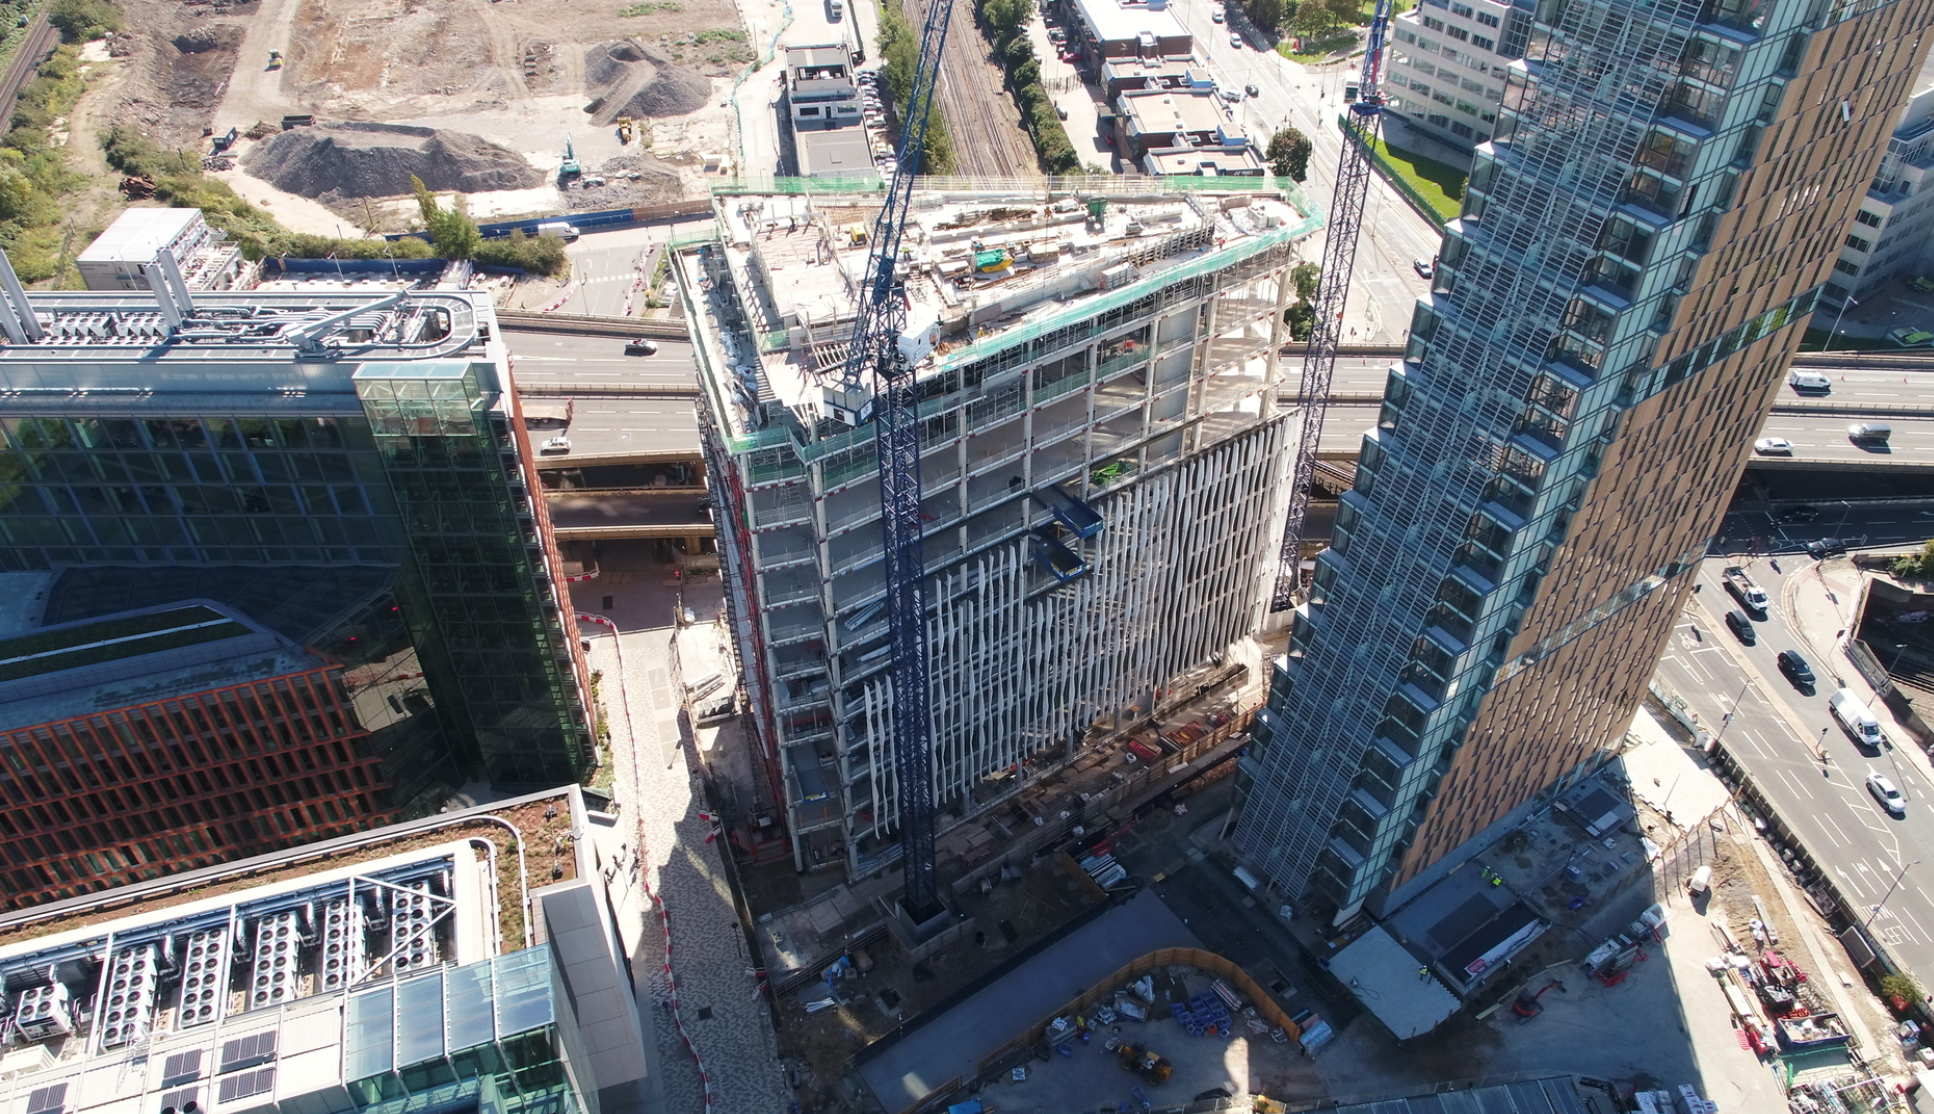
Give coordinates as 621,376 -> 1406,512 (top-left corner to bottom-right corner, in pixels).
1236,0 -> 1934,925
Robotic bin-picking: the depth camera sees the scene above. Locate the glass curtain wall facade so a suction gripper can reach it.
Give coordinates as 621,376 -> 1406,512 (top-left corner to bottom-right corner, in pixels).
1236,0 -> 1934,924
1,367 -> 591,793
353,363 -> 592,785
343,947 -> 593,1114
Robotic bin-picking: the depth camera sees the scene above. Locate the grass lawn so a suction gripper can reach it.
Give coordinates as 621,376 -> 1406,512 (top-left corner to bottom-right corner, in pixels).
1797,327 -> 1908,353
1277,30 -> 1357,63
1366,132 -> 1466,223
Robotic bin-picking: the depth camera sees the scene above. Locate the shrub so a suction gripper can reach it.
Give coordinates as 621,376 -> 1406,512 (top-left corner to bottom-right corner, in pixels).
1890,540 -> 1934,580
1880,973 -> 1923,1014
50,0 -> 121,42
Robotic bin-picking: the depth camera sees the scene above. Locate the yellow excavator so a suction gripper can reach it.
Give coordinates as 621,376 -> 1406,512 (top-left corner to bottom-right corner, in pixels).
267,50 -> 282,70
616,116 -> 635,144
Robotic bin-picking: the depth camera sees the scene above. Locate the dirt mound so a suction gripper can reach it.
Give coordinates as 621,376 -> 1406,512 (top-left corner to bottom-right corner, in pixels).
583,39 -> 710,122
244,122 -> 542,199
172,28 -> 236,55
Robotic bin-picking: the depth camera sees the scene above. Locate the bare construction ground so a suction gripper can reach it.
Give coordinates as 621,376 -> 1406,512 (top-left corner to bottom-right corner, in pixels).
101,0 -> 754,232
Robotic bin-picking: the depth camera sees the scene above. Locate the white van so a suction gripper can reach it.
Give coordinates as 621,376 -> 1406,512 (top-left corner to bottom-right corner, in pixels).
1829,688 -> 1884,749
536,221 -> 581,241
1849,422 -> 1892,443
1787,370 -> 1831,392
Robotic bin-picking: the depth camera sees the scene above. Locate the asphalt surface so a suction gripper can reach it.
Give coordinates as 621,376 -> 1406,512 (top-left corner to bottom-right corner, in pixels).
1166,0 -> 1442,346
504,329 -> 701,392
1310,401 -> 1934,468
542,221 -> 711,317
533,395 -> 700,463
1655,551 -> 1934,985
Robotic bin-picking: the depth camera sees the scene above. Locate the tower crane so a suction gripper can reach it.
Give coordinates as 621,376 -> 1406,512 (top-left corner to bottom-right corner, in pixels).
1273,0 -> 1396,611
832,0 -> 958,920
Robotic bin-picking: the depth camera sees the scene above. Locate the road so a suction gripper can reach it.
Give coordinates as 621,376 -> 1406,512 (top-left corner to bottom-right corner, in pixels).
503,329 -> 700,391
536,221 -> 711,317
1655,553 -> 1934,988
533,396 -> 701,464
1168,0 -> 1442,345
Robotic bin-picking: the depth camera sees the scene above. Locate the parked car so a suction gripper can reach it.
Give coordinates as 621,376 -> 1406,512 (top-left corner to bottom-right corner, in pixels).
1806,537 -> 1848,559
1866,771 -> 1907,817
1245,83 -> 1261,98
1212,6 -> 1224,19
1777,650 -> 1816,692
1911,275 -> 1934,293
1230,32 -> 1244,47
1753,436 -> 1793,455
540,435 -> 573,454
625,338 -> 659,355
1887,326 -> 1934,347
1413,257 -> 1434,278
1724,609 -> 1756,644
1220,87 -> 1243,103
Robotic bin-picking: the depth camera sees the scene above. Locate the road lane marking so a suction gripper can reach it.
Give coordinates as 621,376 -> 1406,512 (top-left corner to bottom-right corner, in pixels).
1820,811 -> 1850,843
1780,767 -> 1817,803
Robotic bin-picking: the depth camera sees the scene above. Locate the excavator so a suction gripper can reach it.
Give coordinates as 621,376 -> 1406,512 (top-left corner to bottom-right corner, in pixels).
267,50 -> 282,70
1113,1042 -> 1173,1084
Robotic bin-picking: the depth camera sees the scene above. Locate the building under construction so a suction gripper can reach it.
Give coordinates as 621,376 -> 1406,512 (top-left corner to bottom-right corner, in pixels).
680,180 -> 1319,877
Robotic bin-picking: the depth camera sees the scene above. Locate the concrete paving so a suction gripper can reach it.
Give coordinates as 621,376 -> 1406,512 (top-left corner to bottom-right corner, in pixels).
571,566 -> 790,1114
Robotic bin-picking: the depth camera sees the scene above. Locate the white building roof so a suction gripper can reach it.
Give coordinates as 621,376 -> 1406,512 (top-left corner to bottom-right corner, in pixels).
1325,924 -> 1462,1038
75,208 -> 202,264
1074,0 -> 1189,46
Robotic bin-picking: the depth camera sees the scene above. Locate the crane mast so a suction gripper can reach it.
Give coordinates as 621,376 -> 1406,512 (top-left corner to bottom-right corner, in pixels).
1273,0 -> 1396,612
834,0 -> 957,920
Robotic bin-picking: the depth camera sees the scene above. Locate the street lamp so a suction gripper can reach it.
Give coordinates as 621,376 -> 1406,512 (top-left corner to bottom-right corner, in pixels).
1866,858 -> 1921,927
1826,294 -> 1859,349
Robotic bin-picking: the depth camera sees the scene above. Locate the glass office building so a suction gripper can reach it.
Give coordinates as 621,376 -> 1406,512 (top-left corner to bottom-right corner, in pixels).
1236,0 -> 1934,924
0,284 -> 593,846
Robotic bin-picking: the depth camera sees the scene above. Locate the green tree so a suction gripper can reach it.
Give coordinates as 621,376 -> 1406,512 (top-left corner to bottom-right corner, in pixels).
1267,127 -> 1313,181
982,0 -> 1029,38
1284,301 -> 1316,341
878,0 -> 955,173
1324,0 -> 1362,24
49,0 -> 121,42
410,175 -> 481,260
1291,262 -> 1320,302
1245,0 -> 1285,30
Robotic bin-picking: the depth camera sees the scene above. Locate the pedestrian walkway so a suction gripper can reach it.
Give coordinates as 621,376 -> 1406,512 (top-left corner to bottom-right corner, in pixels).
574,569 -> 790,1114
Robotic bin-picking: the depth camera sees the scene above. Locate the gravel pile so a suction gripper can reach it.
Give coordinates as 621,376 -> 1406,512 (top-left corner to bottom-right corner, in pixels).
244,122 -> 542,199
583,39 -> 711,122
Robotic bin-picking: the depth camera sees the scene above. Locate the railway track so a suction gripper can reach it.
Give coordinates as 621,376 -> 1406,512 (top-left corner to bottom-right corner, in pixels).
0,11 -> 56,132
899,0 -> 1035,175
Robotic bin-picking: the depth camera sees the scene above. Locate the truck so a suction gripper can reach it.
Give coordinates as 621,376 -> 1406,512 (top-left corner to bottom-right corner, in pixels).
1829,687 -> 1885,750
1721,565 -> 1769,618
